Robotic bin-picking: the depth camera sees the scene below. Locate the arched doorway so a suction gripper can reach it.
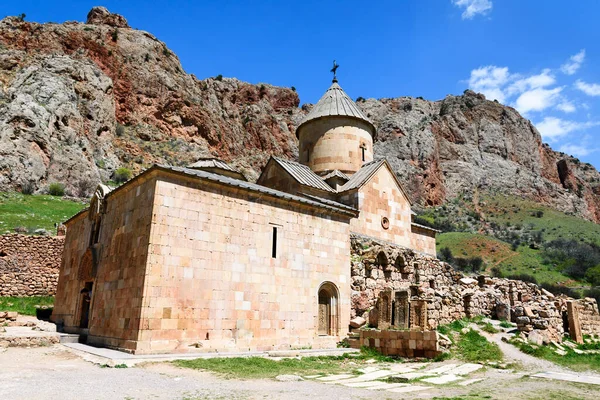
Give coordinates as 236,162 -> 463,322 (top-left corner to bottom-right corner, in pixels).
317,282 -> 339,336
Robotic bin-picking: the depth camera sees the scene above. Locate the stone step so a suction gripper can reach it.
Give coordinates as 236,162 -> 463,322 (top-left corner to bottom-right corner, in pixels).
59,334 -> 80,344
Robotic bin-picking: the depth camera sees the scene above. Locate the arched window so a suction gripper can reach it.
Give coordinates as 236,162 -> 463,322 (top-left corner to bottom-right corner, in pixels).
317,282 -> 339,336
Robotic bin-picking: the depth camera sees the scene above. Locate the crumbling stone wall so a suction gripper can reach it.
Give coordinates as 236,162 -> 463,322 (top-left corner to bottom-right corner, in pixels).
0,234 -> 64,296
350,234 -> 600,343
576,298 -> 600,337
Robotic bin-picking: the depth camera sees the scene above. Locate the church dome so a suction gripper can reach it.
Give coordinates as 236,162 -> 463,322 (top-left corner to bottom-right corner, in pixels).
297,82 -> 376,138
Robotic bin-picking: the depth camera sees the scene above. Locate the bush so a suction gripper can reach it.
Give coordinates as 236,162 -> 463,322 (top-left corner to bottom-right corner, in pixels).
215,74 -> 223,81
356,96 -> 365,102
115,123 -> 125,137
21,181 -> 35,195
48,182 -> 65,196
584,288 -> 600,305
585,265 -> 600,286
438,247 -> 453,263
111,29 -> 118,42
114,167 -> 132,184
469,256 -> 484,273
505,273 -> 538,284
541,283 -> 581,299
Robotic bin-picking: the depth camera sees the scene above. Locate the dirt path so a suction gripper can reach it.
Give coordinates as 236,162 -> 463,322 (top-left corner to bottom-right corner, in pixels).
477,327 -> 561,371
1,344 -> 598,400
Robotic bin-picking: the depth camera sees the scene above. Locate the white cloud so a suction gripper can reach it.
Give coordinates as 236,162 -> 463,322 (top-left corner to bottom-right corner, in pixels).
506,69 -> 555,95
559,143 -> 596,157
561,50 -> 586,75
556,101 -> 576,113
575,80 -> 600,96
468,66 -> 509,102
514,87 -> 563,114
536,117 -> 600,141
452,0 -> 493,19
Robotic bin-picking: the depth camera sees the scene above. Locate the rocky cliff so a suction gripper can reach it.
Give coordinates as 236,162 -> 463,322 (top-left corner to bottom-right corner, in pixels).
1,7 -> 599,222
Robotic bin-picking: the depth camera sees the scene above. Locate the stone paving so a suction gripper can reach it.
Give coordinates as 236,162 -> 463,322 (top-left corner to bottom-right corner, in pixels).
308,361 -> 485,393
307,359 -> 600,395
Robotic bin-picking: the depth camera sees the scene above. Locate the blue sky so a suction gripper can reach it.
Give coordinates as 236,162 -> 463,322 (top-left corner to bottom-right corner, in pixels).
5,1 -> 600,168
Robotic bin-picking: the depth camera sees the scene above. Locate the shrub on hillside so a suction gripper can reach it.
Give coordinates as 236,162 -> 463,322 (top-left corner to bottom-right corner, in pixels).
438,247 -> 453,263
21,181 -> 35,195
48,182 -> 65,196
114,167 -> 132,184
540,283 -> 581,299
542,239 -> 600,279
504,273 -> 537,285
585,265 -> 600,287
584,288 -> 600,305
115,123 -> 125,137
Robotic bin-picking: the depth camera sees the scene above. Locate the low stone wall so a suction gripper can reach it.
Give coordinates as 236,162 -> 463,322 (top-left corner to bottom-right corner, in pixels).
350,234 -> 600,344
0,234 -> 64,296
352,329 -> 441,358
577,298 -> 600,337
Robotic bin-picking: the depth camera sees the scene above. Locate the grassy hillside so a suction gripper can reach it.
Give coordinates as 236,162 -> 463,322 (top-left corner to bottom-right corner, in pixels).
0,192 -> 86,234
436,232 -> 574,285
420,192 -> 600,289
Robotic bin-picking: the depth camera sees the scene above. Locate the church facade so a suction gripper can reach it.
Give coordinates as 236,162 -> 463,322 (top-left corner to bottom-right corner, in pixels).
51,79 -> 437,354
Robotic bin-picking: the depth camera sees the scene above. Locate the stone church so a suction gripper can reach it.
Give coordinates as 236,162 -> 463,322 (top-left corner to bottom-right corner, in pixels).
51,78 -> 438,354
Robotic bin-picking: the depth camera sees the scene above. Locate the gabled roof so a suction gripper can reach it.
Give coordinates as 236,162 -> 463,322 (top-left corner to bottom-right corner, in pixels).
266,157 -> 337,193
188,158 -> 247,181
188,158 -> 237,172
297,81 -> 375,137
339,158 -> 413,206
322,169 -> 350,181
157,165 -> 357,215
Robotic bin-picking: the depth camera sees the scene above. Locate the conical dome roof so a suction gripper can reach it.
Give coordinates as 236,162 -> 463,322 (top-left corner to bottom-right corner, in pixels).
297,81 -> 376,137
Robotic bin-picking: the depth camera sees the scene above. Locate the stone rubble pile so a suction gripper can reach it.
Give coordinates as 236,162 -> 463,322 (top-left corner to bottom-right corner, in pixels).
350,234 -> 600,344
0,234 -> 64,296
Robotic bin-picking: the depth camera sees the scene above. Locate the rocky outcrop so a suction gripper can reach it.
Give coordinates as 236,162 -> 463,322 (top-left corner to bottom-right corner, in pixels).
86,6 -> 129,28
1,8 -> 599,223
0,8 -> 301,194
359,91 -> 600,222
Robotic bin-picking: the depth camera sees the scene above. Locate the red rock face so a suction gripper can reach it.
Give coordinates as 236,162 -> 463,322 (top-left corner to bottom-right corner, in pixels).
0,9 -> 599,223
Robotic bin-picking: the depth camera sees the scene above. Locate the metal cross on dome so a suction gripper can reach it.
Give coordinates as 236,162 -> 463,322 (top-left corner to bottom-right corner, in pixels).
331,60 -> 339,82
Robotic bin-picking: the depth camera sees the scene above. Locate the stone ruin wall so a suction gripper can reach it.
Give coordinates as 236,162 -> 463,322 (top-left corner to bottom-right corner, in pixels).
350,234 -> 600,343
0,234 -> 65,296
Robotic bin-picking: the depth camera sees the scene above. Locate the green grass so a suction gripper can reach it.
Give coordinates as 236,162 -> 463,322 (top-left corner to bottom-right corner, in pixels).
456,329 -> 503,362
0,192 -> 86,234
176,356 -> 354,379
499,320 -> 513,329
175,347 -> 398,379
480,323 -> 499,334
510,338 -> 600,372
0,296 -> 54,316
436,318 -> 503,362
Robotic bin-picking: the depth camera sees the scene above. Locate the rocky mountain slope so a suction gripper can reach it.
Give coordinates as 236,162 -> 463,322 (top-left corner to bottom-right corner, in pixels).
1,7 -> 599,223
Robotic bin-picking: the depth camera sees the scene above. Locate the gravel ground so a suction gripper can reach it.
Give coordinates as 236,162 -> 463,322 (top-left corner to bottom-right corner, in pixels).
1,345 -> 599,400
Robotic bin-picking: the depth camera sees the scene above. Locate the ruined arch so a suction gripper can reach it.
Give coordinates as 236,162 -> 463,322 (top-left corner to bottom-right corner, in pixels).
377,251 -> 389,268
317,282 -> 339,336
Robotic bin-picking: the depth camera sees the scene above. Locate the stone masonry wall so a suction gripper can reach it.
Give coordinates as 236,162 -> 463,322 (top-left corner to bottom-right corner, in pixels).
350,234 -> 600,343
353,329 -> 441,358
0,234 -> 64,296
577,298 -> 600,336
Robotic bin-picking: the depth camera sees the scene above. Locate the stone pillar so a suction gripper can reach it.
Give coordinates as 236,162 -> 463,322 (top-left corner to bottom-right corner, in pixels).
567,301 -> 583,344
377,290 -> 393,330
410,300 -> 428,330
393,291 -> 409,329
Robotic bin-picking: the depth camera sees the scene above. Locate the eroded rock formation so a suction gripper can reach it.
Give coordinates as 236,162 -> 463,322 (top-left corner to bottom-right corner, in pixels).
1,8 -> 599,222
